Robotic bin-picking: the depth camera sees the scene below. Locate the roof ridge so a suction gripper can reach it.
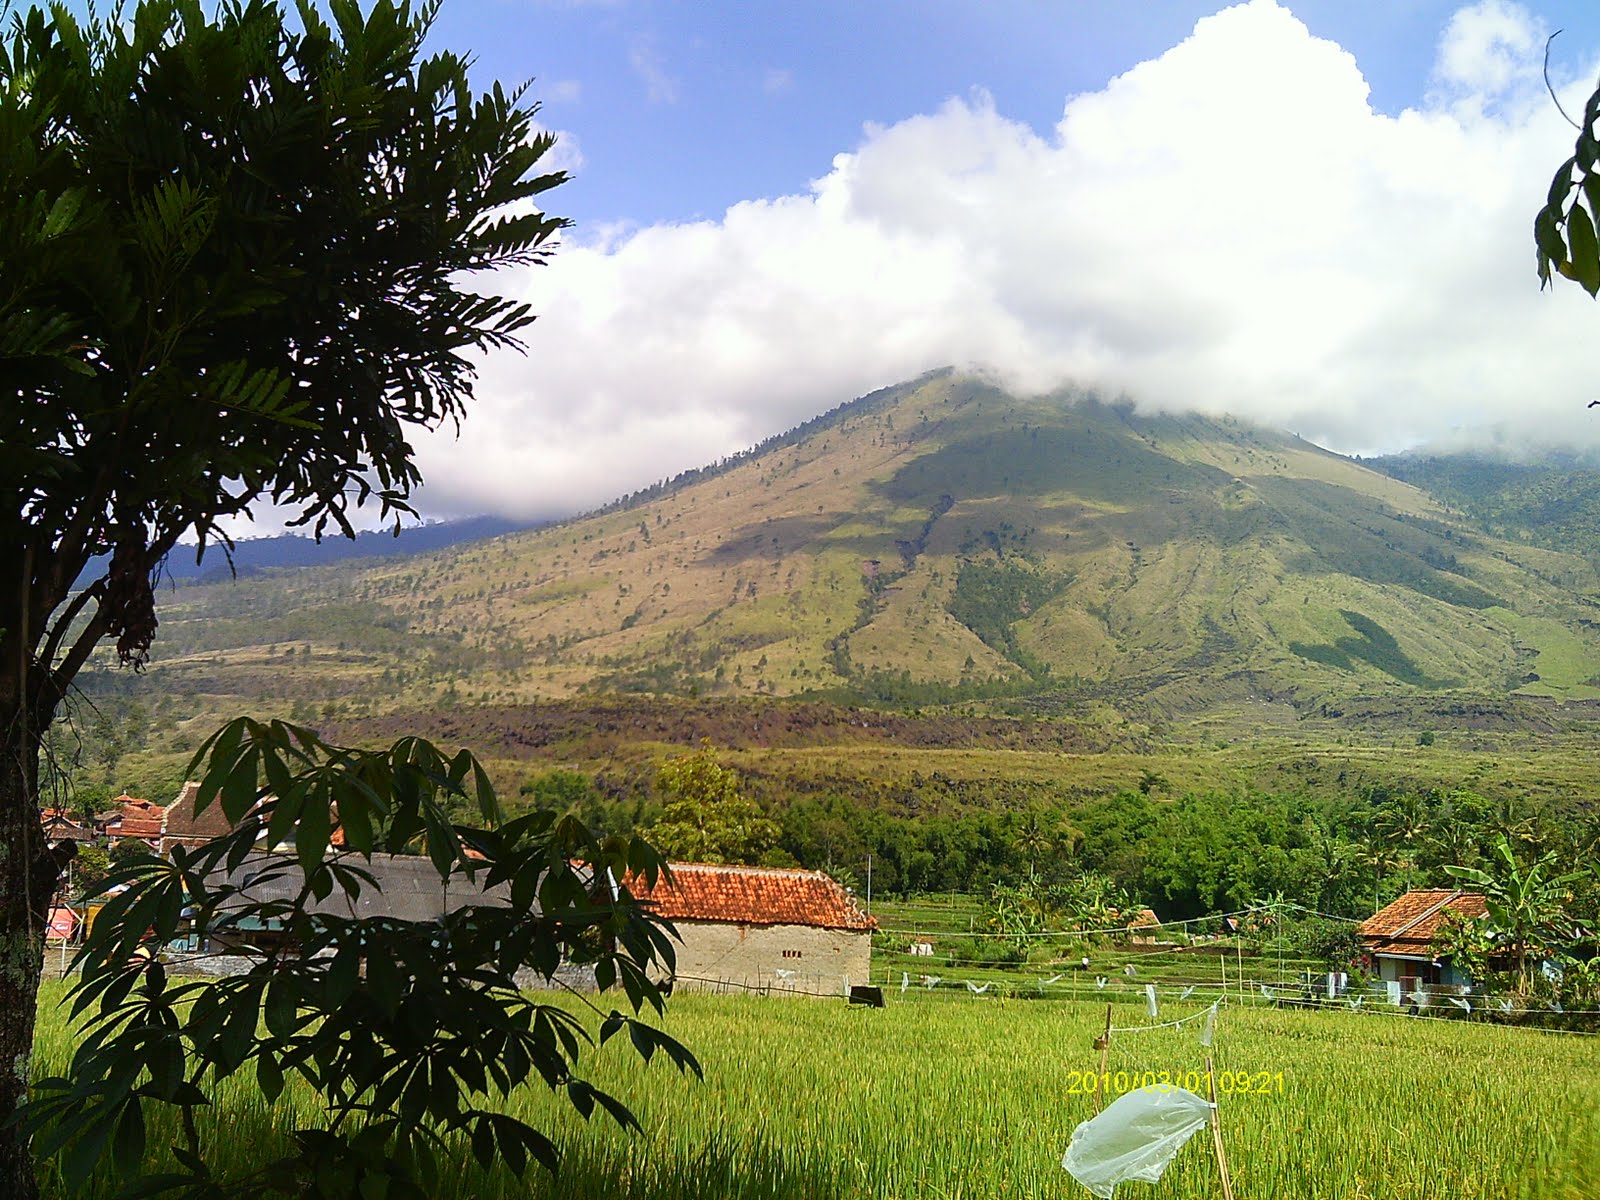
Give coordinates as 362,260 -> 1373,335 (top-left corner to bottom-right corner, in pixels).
1386,890 -> 1462,940
669,861 -> 825,877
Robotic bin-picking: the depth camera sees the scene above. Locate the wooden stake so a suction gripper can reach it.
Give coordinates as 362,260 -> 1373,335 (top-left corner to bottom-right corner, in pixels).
1205,1054 -> 1237,1200
1093,1002 -> 1113,1110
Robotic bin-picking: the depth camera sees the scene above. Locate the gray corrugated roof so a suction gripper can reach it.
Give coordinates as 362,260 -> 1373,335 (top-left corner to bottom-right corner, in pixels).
211,853 -> 516,924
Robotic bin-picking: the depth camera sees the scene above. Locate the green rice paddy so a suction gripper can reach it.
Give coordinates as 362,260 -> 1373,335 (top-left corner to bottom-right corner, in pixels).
30,985 -> 1600,1199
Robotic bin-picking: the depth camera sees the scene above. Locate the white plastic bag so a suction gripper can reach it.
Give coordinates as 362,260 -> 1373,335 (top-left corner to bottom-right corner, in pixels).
1061,1087 -> 1215,1198
1198,1002 -> 1217,1048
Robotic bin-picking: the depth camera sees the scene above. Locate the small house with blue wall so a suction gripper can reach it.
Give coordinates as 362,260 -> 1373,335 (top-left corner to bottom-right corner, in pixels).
1358,889 -> 1487,993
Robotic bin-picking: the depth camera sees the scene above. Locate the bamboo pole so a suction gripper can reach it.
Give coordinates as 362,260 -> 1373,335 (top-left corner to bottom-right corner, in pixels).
1093,1003 -> 1113,1110
1205,1055 -> 1237,1200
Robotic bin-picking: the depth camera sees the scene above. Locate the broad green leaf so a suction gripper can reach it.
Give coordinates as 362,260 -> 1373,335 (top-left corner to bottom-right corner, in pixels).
1568,202 -> 1600,296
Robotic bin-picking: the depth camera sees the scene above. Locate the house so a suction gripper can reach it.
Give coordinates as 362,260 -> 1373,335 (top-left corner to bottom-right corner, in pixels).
39,808 -> 97,844
98,792 -> 165,847
1358,889 -> 1488,992
97,783 -> 231,853
160,781 -> 234,850
188,852 -> 598,990
625,862 -> 876,996
1124,907 -> 1162,946
204,852 -> 514,951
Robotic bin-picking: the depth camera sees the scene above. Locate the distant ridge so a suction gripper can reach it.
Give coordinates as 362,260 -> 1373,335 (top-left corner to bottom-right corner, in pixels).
80,515 -> 542,588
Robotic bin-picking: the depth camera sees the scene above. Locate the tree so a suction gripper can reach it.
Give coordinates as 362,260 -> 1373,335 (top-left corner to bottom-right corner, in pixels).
1,0 -> 568,1192
1446,837 -> 1581,994
25,719 -> 698,1197
648,743 -> 780,864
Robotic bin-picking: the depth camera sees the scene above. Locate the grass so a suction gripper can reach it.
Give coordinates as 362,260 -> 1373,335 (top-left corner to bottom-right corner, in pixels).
1485,606 -> 1600,700
32,985 -> 1600,1199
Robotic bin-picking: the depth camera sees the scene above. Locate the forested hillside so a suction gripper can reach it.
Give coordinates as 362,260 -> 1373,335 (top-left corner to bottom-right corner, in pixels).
1369,451 -> 1600,564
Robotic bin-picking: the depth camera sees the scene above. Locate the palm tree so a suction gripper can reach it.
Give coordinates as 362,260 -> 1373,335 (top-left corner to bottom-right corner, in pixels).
1425,817 -> 1479,880
1302,825 -> 1354,913
1485,797 -> 1538,850
1446,837 -> 1582,994
1013,812 -> 1053,879
1357,836 -> 1401,914
1376,795 -> 1431,889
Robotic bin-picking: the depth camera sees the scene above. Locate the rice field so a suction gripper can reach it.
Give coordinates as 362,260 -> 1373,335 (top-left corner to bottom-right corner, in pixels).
31,985 -> 1600,1199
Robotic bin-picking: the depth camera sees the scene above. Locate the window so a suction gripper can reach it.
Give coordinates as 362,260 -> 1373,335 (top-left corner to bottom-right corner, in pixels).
781,949 -> 802,959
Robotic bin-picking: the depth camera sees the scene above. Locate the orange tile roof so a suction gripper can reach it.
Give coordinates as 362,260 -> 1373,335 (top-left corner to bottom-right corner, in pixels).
627,863 -> 876,932
1110,906 -> 1161,928
162,781 -> 232,843
116,816 -> 164,840
1358,889 -> 1487,953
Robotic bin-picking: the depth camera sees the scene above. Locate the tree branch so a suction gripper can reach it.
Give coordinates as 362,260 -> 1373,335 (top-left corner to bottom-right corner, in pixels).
38,580 -> 103,671
1545,31 -> 1583,131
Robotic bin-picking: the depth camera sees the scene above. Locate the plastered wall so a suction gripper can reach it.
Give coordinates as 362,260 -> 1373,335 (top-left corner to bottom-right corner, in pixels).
670,921 -> 872,996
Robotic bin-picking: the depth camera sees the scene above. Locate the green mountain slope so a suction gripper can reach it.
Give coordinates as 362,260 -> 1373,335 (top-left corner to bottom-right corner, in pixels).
109,373 -> 1600,727
1367,451 -> 1600,564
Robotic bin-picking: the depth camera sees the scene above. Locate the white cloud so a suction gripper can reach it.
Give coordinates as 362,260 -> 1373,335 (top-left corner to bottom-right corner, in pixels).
763,67 -> 794,95
628,37 -> 678,104
1434,0 -> 1544,97
415,0 -> 1600,521
532,124 -> 584,176
545,78 -> 582,105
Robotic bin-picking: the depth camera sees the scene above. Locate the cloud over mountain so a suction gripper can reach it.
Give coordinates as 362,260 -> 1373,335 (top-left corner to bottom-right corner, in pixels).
415,0 -> 1600,520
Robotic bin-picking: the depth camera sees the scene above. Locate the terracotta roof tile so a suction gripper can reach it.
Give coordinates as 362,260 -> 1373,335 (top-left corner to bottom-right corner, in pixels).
117,816 -> 164,840
627,863 -> 876,932
162,781 -> 232,843
1358,889 -> 1487,952
1110,906 -> 1161,928
39,809 -> 96,840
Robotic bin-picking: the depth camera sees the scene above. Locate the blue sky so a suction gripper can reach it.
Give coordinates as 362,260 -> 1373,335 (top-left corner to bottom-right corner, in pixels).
426,1 -> 1600,232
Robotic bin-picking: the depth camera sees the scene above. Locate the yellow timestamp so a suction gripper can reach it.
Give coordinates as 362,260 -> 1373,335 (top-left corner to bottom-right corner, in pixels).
1065,1069 -> 1286,1096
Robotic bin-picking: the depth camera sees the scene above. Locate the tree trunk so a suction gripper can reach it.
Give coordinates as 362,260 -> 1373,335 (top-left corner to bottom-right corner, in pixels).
0,703 -> 51,1200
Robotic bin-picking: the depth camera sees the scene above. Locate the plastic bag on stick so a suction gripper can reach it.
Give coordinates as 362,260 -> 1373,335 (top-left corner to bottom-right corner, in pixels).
1061,1086 -> 1215,1198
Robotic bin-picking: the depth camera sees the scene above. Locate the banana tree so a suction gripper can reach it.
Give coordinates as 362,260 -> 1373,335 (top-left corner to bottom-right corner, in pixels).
1446,837 -> 1582,994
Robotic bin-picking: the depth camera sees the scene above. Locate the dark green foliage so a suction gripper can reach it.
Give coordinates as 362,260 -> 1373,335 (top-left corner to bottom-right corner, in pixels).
946,559 -> 1064,676
25,718 -> 698,1198
1372,453 -> 1600,563
2,2 -> 575,1192
877,406 -> 1229,508
1258,479 -> 1502,609
939,935 -> 1026,967
3,0 -> 568,681
1536,75 -> 1600,296
1290,610 -> 1444,687
1284,917 -> 1363,971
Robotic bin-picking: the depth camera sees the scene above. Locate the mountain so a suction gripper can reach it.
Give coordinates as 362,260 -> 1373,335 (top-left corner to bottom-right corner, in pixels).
104,372 -> 1600,732
1367,451 -> 1600,564
79,516 -> 538,588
